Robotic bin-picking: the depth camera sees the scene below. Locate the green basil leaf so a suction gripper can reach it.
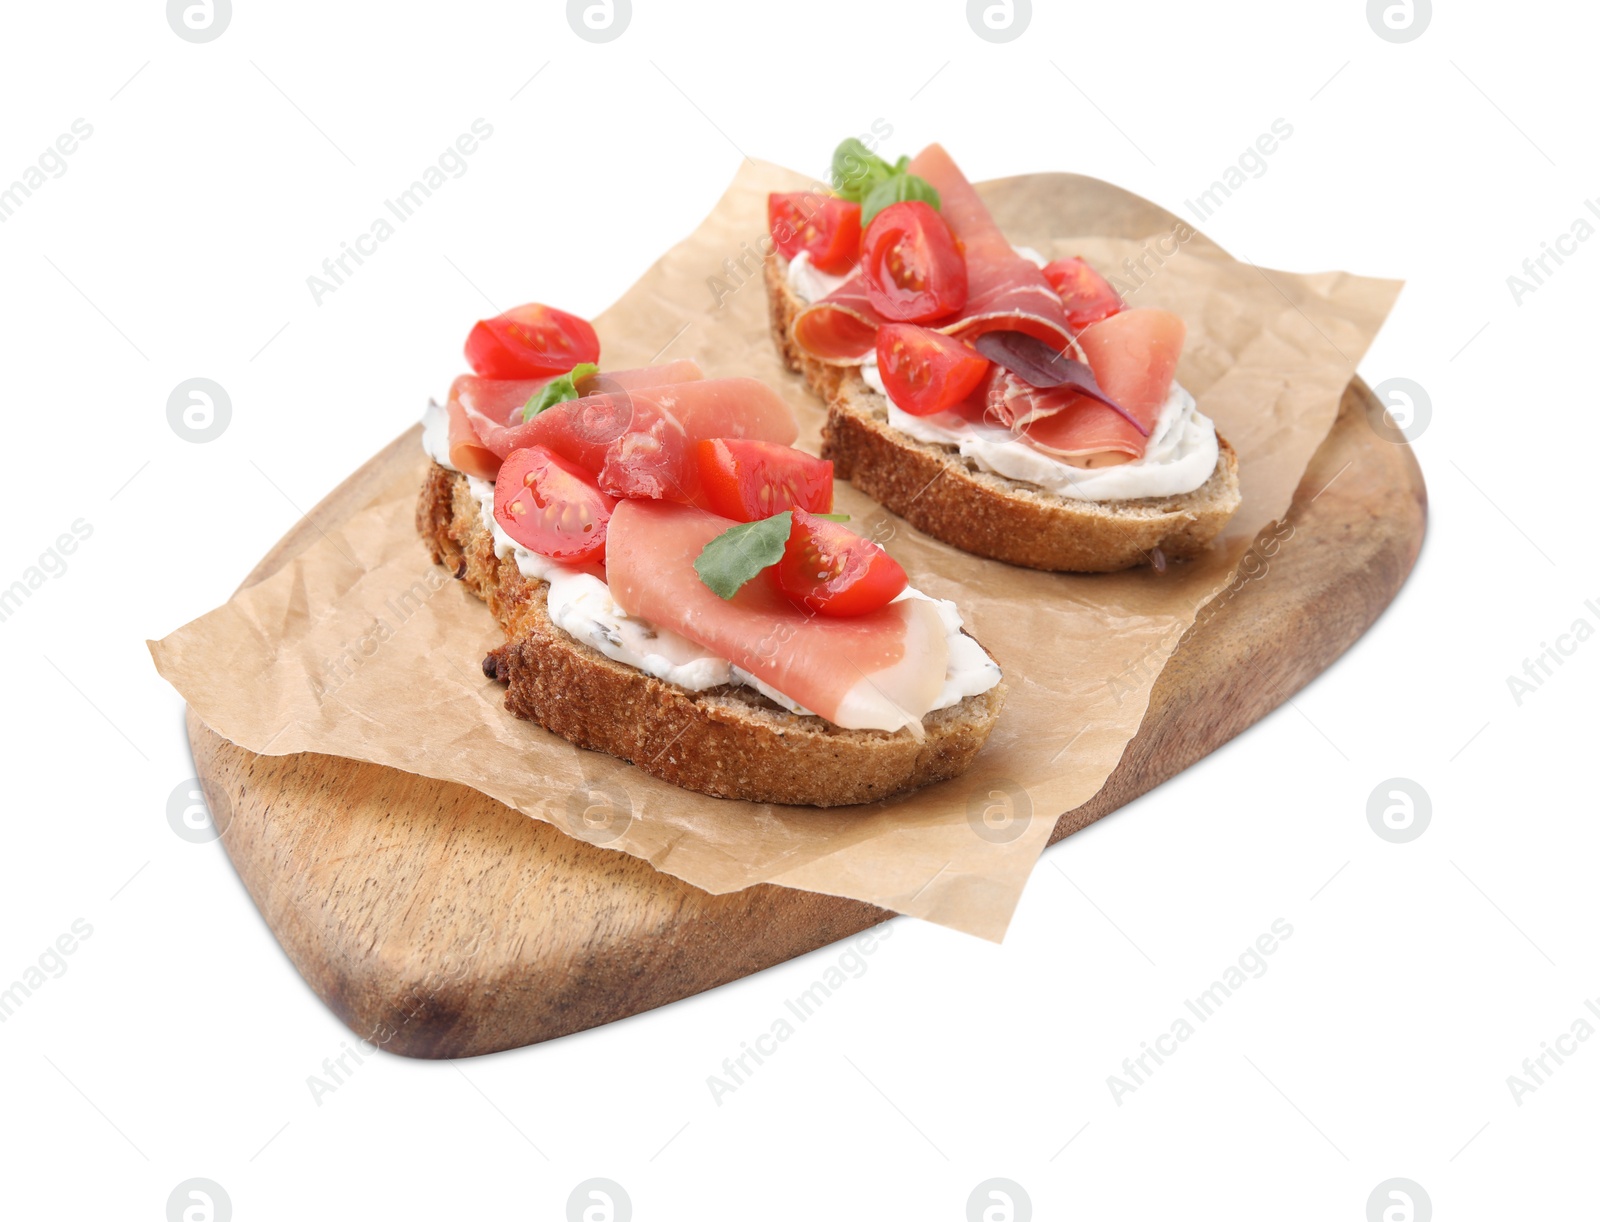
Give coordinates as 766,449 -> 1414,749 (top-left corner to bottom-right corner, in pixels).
694,512 -> 794,600
831,137 -> 895,202
859,174 -> 941,226
521,362 -> 599,422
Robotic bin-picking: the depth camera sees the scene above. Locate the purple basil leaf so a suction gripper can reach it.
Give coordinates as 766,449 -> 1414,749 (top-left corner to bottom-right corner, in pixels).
974,331 -> 1150,437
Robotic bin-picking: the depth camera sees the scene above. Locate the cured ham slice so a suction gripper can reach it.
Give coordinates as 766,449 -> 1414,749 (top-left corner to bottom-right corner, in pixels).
1003,381 -> 1145,461
457,360 -> 703,461
791,143 -> 1073,363
445,396 -> 503,479
790,276 -> 882,363
499,377 -> 801,502
1016,309 -> 1186,460
605,500 -> 949,735
598,360 -> 704,389
1076,310 -> 1185,420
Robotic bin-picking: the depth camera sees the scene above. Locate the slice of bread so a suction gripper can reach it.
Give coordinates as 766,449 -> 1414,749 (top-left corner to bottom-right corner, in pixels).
416,462 -> 1006,808
765,253 -> 1243,573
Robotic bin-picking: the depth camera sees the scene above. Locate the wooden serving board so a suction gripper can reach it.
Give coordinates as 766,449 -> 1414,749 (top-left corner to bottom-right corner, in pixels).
189,382 -> 1425,1058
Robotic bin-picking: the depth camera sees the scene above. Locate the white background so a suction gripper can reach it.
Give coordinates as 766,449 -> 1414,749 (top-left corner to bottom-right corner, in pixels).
1,1 -> 1594,1218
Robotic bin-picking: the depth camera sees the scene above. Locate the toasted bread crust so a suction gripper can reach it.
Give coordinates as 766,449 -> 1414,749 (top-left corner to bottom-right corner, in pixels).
416,463 -> 1005,807
765,252 -> 1243,573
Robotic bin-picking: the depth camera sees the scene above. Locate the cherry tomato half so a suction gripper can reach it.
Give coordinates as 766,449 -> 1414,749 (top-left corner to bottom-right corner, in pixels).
768,193 -> 862,275
771,508 -> 908,618
860,201 -> 968,323
694,439 -> 833,522
874,324 -> 990,417
465,303 -> 600,380
1041,257 -> 1124,332
493,445 -> 616,564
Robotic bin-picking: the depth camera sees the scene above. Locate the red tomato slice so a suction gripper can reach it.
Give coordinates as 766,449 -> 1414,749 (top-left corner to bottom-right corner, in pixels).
493,445 -> 616,564
771,509 -> 908,618
1042,257 -> 1124,332
465,304 -> 600,380
768,193 -> 862,275
860,201 -> 968,323
875,324 -> 990,417
693,439 -> 833,522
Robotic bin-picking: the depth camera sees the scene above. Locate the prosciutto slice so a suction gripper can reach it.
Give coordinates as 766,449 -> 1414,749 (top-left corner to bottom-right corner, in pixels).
445,396 -> 503,479
605,500 -> 949,735
789,276 -> 881,363
457,360 -> 703,462
989,379 -> 1150,461
791,143 -> 1073,363
1007,309 -> 1186,460
479,376 -> 800,503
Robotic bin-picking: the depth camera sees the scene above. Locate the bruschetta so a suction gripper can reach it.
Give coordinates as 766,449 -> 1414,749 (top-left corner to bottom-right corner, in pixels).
416,304 -> 1005,807
766,141 -> 1242,573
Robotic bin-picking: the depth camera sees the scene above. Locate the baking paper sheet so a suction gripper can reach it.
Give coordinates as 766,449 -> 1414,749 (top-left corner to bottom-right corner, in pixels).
150,160 -> 1400,940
